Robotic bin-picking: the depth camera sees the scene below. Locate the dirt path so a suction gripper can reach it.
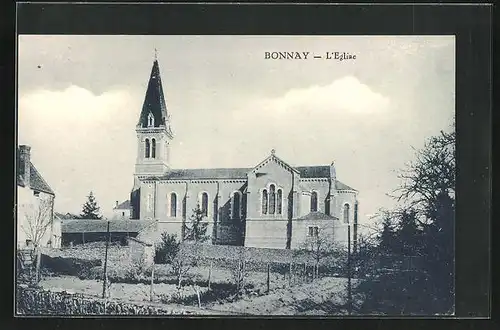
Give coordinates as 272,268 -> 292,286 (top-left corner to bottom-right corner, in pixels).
209,277 -> 353,315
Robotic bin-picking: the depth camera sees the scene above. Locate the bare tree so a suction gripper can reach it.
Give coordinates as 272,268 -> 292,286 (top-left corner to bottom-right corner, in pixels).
296,228 -> 338,278
228,248 -> 249,294
20,197 -> 54,247
391,129 -> 455,224
171,252 -> 195,288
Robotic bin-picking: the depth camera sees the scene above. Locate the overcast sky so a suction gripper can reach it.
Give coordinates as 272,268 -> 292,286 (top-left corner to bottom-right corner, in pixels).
17,35 -> 455,230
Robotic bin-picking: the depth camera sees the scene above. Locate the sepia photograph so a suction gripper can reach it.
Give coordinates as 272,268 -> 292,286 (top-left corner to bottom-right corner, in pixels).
16,35 -> 455,316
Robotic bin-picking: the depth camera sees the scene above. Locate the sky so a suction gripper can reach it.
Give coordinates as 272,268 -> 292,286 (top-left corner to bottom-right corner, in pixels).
17,35 -> 455,232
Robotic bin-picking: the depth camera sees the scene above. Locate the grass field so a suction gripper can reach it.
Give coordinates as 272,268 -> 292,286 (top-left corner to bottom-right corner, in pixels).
38,274 -> 354,315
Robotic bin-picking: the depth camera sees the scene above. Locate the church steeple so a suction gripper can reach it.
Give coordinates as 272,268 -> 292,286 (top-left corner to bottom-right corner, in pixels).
137,57 -> 170,131
133,55 -> 174,180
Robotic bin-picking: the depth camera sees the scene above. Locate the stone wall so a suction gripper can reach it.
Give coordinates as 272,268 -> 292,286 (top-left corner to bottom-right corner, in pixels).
43,242 -> 134,267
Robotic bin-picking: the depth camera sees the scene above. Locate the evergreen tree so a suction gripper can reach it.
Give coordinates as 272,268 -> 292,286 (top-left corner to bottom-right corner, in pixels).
184,204 -> 209,242
80,191 -> 102,219
377,213 -> 397,255
155,233 -> 180,264
395,208 -> 421,257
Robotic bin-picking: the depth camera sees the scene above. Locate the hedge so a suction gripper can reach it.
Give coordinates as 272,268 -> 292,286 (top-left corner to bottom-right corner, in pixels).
16,285 -> 197,315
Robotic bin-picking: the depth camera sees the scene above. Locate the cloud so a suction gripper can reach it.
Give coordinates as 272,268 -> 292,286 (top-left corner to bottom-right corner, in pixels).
224,76 -> 393,167
18,86 -> 140,216
261,76 -> 390,116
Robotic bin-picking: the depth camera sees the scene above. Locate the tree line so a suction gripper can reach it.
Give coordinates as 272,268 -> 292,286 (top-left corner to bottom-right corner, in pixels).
353,126 -> 455,315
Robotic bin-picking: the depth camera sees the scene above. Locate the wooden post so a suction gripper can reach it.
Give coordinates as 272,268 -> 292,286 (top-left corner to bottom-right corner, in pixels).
208,260 -> 212,290
150,243 -> 155,302
266,263 -> 270,293
102,221 -> 110,299
288,262 -> 292,286
35,247 -> 41,283
347,223 -> 352,315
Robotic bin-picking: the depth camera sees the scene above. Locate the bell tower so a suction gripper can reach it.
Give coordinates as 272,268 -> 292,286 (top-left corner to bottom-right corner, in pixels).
131,54 -> 174,219
134,55 -> 174,179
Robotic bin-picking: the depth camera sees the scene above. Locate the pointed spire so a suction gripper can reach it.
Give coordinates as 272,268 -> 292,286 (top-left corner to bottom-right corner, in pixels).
138,56 -> 168,128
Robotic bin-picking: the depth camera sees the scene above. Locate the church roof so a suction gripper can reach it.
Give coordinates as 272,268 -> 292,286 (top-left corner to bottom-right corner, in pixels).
137,59 -> 168,128
159,168 -> 250,180
152,165 -> 356,190
114,200 -> 131,210
335,180 -> 356,191
296,211 -> 338,221
296,165 -> 330,178
251,151 -> 300,175
61,219 -> 155,233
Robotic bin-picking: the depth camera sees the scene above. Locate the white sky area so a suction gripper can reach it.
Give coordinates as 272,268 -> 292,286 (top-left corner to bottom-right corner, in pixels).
17,35 -> 455,234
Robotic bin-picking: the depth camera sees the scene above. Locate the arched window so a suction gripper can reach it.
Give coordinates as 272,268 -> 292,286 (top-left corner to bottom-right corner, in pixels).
170,193 -> 177,217
201,192 -> 209,217
262,189 -> 268,215
310,191 -> 318,212
145,139 -> 150,158
277,189 -> 283,215
232,192 -> 241,220
151,138 -> 156,158
343,203 -> 350,223
147,112 -> 154,127
269,184 -> 276,215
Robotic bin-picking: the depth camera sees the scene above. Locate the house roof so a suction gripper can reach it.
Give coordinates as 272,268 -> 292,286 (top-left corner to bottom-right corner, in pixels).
296,211 -> 338,221
128,236 -> 153,247
61,219 -> 155,233
54,212 -> 80,220
17,161 -> 55,195
29,163 -> 55,195
114,200 -> 131,210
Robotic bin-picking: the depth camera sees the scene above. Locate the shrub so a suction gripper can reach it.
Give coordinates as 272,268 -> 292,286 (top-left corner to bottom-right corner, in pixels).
16,286 -> 194,315
155,233 -> 180,264
41,254 -> 102,278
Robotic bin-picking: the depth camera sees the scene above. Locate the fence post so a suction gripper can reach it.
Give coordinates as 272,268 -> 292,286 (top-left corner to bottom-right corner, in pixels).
150,243 -> 155,302
102,221 -> 110,299
266,263 -> 270,293
288,262 -> 292,286
347,223 -> 352,316
208,260 -> 212,290
35,247 -> 41,283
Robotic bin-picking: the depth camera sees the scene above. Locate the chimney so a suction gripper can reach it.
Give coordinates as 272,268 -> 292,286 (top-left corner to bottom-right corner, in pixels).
19,145 -> 31,187
115,201 -> 119,208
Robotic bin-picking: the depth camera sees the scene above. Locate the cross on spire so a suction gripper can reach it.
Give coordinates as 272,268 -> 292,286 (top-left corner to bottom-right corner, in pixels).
154,48 -> 158,61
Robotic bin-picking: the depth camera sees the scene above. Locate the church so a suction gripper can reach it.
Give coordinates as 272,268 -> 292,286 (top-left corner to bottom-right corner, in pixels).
130,58 -> 359,250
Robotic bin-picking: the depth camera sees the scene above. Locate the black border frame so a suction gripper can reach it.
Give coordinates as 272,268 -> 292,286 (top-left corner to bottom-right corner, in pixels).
2,2 -> 493,328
